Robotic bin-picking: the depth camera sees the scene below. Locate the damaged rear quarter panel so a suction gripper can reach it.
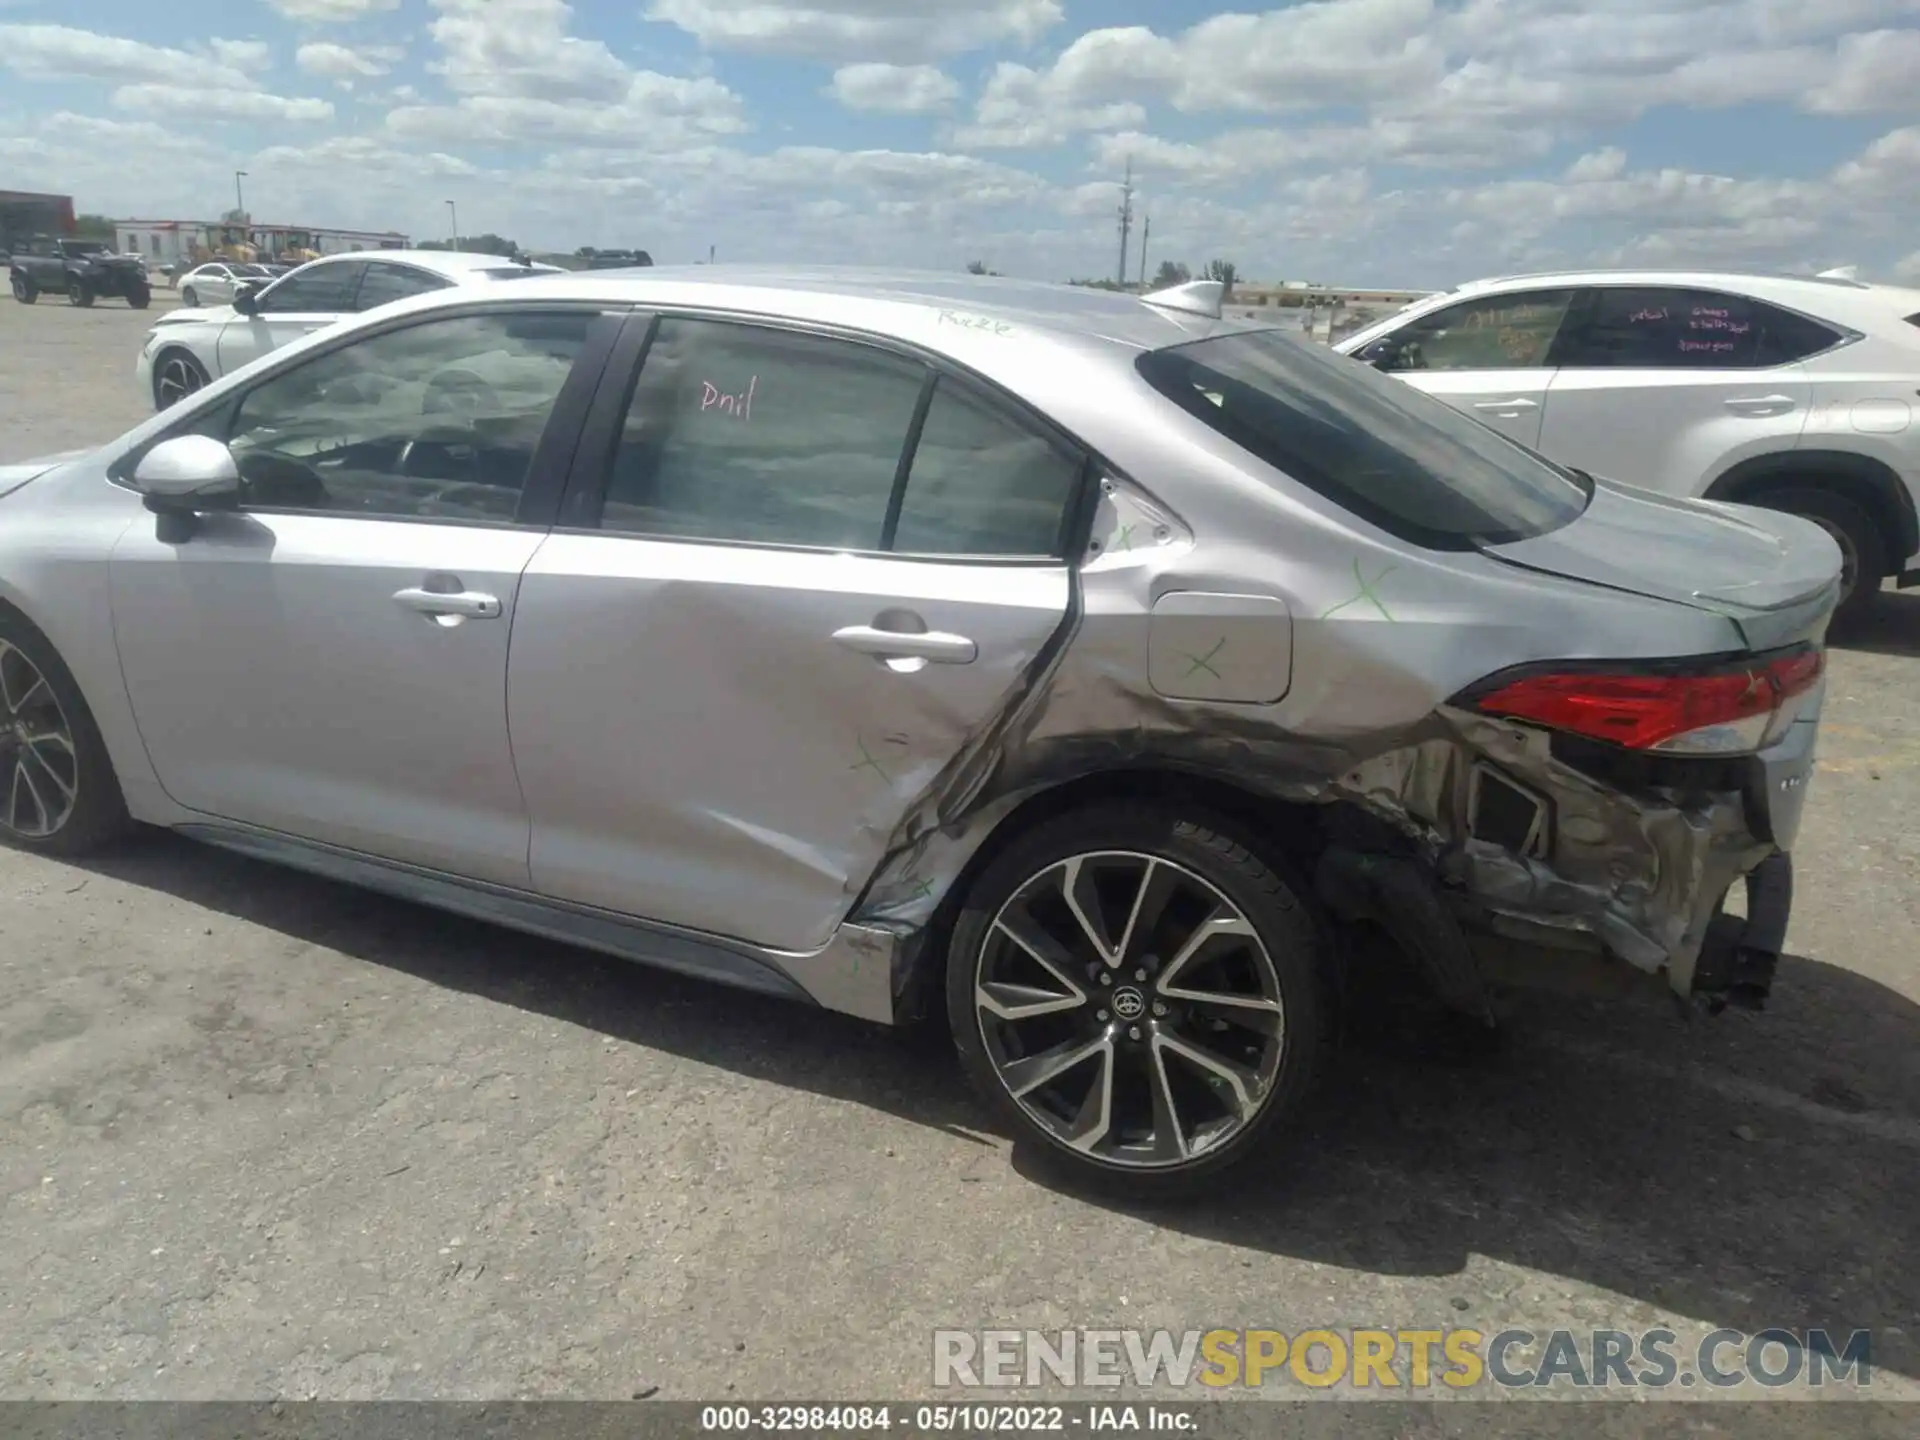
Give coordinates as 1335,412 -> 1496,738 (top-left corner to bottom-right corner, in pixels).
848,356 -> 1779,1014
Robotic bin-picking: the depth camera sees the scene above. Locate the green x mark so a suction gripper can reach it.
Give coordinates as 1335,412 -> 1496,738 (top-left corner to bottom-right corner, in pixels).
849,737 -> 891,782
1319,558 -> 1400,622
1183,637 -> 1227,680
907,876 -> 938,901
1114,522 -> 1137,551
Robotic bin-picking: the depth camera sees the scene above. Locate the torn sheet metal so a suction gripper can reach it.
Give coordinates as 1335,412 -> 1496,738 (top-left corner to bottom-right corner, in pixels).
841,452 -> 1796,1020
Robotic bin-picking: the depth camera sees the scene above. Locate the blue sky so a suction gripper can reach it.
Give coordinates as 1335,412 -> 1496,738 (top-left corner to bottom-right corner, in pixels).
2,0 -> 1918,287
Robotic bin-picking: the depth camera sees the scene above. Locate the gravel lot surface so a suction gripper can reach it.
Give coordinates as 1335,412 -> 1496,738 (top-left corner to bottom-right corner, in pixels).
2,295 -> 1916,1422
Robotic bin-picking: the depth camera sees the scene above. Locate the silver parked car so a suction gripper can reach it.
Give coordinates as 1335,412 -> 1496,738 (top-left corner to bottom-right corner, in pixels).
0,268 -> 1840,1196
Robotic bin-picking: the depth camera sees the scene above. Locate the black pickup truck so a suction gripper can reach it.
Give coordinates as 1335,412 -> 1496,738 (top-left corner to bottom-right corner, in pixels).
9,237 -> 151,308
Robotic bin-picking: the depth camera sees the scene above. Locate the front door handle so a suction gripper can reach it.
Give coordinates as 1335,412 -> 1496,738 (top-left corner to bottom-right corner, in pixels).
1472,397 -> 1539,412
832,624 -> 977,664
394,586 -> 502,619
1724,394 -> 1797,415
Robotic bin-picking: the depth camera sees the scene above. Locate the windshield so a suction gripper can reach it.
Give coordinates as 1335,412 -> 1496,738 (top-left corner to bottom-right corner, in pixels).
1136,328 -> 1590,549
65,241 -> 107,255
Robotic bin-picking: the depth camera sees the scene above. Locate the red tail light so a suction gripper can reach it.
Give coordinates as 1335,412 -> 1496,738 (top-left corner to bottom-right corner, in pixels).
1468,649 -> 1824,754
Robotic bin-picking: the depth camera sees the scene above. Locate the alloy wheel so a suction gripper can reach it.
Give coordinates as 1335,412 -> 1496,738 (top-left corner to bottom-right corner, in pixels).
155,354 -> 206,408
0,639 -> 80,840
973,850 -> 1286,1169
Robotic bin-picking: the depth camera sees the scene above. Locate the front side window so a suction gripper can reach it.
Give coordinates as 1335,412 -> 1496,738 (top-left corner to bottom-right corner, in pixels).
1553,287 -> 1842,369
221,310 -> 595,522
1369,290 -> 1578,372
600,318 -> 927,549
355,262 -> 452,311
1138,328 -> 1590,549
256,262 -> 365,315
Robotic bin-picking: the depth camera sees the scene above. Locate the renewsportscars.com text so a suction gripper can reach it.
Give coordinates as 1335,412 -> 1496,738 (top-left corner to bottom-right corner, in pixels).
933,1327 -> 1873,1391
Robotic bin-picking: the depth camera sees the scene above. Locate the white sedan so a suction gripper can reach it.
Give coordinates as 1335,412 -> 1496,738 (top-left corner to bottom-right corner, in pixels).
138,249 -> 563,411
175,262 -> 276,308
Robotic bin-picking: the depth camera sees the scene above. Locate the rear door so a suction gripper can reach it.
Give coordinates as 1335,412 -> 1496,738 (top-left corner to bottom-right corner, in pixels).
1354,288 -> 1578,449
1539,285 -> 1814,496
216,260 -> 368,376
506,313 -> 1086,952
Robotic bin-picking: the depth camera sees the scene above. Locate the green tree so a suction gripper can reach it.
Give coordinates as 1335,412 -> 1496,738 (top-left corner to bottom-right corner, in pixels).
72,213 -> 116,241
1152,259 -> 1191,287
1202,258 -> 1238,296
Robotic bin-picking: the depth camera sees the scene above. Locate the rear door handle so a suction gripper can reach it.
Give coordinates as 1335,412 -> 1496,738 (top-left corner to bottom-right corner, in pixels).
1472,397 -> 1539,412
832,624 -> 977,664
393,586 -> 501,619
1725,394 -> 1797,414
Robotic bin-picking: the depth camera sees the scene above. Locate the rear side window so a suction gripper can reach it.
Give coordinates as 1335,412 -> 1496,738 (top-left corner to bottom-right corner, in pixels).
355,261 -> 451,311
1137,328 -> 1590,549
1557,287 -> 1841,368
890,377 -> 1082,557
601,318 -> 926,549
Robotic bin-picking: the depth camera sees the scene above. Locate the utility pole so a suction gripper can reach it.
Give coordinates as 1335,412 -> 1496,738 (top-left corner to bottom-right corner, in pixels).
1138,214 -> 1150,289
234,171 -> 247,218
446,199 -> 458,247
1115,158 -> 1134,288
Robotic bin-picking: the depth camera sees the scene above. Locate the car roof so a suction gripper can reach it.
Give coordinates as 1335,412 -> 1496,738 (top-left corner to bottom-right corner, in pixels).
1424,267 -> 1920,333
450,263 -> 1270,353
302,248 -> 554,279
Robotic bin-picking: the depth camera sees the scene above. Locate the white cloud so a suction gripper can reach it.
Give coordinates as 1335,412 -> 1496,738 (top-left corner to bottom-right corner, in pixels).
427,0 -> 633,103
1892,250 -> 1920,282
264,0 -> 401,20
953,62 -> 1145,148
0,23 -> 259,88
1805,29 -> 1920,113
827,62 -> 959,114
297,42 -> 403,79
113,84 -> 336,122
210,39 -> 273,71
644,0 -> 1063,63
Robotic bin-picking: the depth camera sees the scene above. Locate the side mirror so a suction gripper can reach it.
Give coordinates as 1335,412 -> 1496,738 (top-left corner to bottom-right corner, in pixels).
233,282 -> 261,315
132,435 -> 242,543
1353,339 -> 1396,369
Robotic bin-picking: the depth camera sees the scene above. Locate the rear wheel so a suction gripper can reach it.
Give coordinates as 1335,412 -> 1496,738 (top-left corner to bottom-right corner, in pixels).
152,349 -> 210,410
67,281 -> 94,308
946,802 -> 1328,1199
127,284 -> 151,310
181,286 -> 199,308
1759,486 -> 1885,627
0,614 -> 131,856
10,273 -> 35,304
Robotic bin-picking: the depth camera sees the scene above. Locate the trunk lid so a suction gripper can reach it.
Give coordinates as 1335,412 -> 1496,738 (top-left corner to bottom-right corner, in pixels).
1479,477 -> 1843,650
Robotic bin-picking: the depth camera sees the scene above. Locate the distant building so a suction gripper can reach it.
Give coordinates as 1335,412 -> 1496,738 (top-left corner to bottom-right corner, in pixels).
1230,281 -> 1433,310
114,219 -> 410,268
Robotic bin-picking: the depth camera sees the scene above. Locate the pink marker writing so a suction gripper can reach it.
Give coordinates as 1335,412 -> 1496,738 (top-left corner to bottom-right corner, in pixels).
699,375 -> 757,419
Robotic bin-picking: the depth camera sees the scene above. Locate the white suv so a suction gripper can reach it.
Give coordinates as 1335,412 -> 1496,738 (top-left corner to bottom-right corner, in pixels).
1336,269 -> 1920,623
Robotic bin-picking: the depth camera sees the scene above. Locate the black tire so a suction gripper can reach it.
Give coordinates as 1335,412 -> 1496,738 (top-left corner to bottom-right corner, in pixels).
0,609 -> 132,857
945,801 -> 1329,1201
67,281 -> 93,308
10,273 -> 35,304
1758,486 -> 1886,628
151,348 -> 210,411
181,286 -> 199,308
127,284 -> 151,310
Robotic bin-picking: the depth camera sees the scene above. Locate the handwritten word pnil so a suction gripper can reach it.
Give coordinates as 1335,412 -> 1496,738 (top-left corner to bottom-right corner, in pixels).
700,376 -> 757,419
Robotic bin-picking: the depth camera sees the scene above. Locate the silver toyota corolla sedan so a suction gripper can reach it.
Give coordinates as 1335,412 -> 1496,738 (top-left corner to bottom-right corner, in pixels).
0,267 -> 1841,1196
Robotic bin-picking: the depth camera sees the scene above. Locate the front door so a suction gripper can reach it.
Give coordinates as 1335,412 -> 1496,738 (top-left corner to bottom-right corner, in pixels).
508,314 -> 1086,951
1365,287 -> 1581,450
1540,285 -> 1814,495
216,260 -> 367,375
113,305 -> 603,885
